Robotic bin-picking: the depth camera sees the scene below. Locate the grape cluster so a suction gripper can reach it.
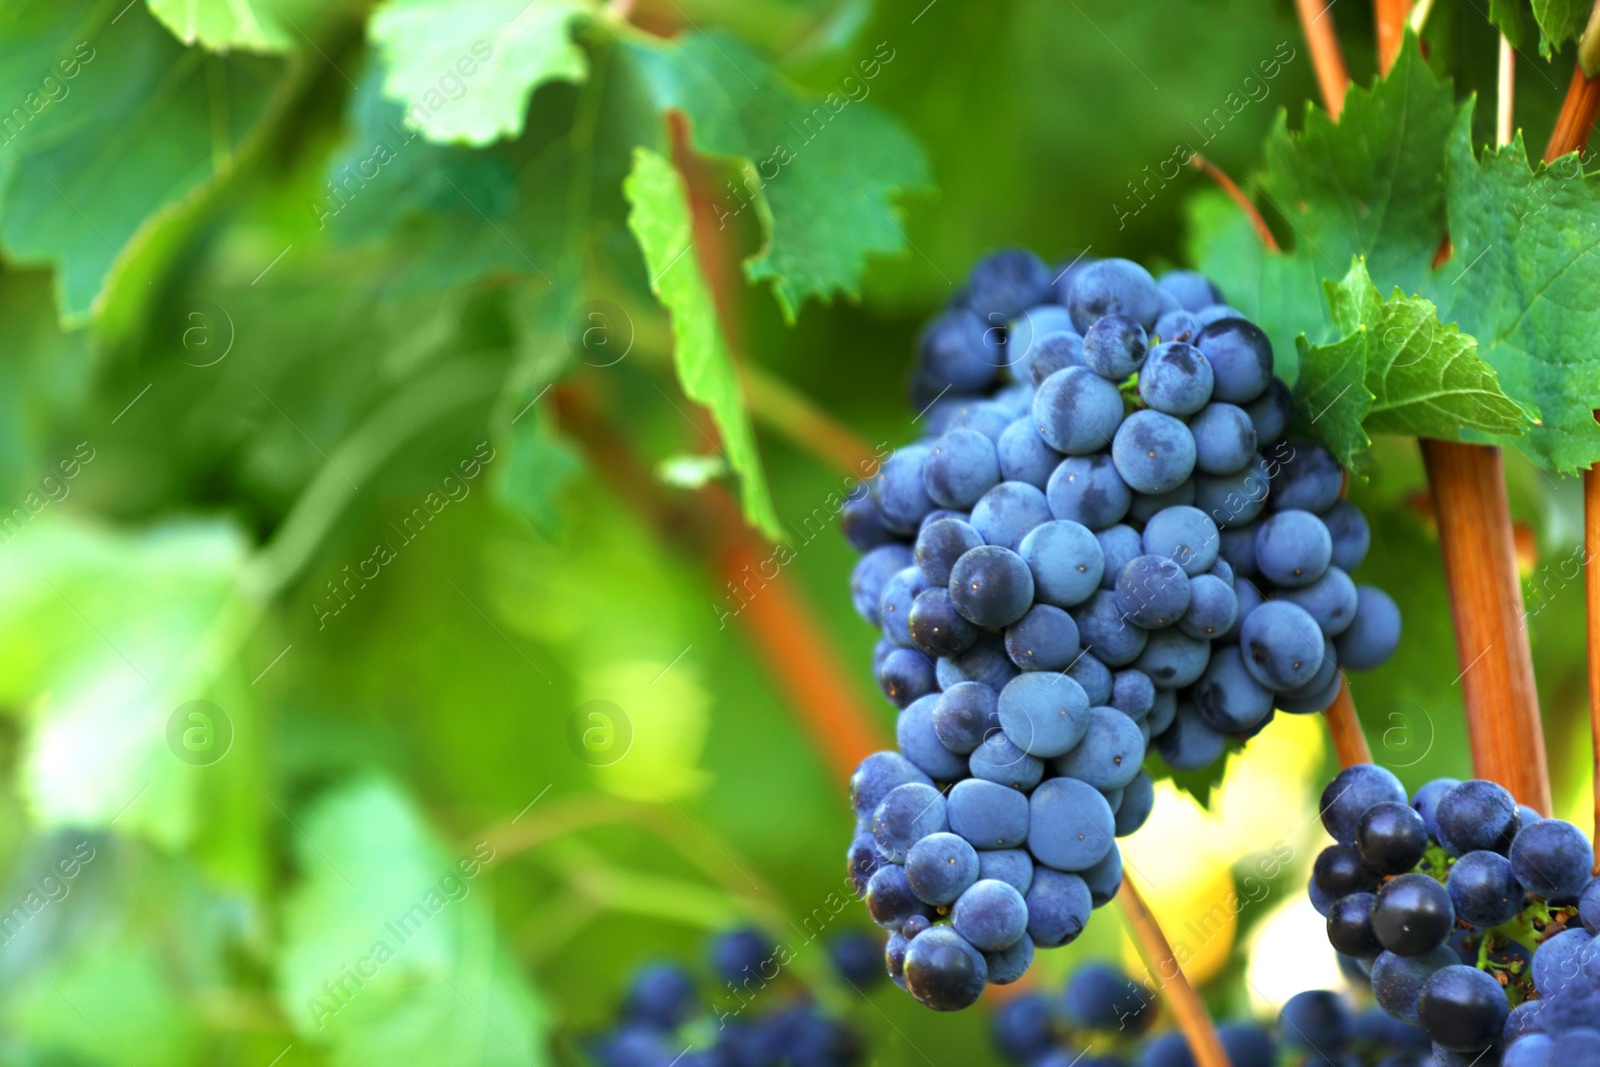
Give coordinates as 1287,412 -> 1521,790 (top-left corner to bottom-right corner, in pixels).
1312,765 -> 1600,1060
843,250 -> 1401,1009
991,962 -> 1428,1067
589,926 -> 877,1067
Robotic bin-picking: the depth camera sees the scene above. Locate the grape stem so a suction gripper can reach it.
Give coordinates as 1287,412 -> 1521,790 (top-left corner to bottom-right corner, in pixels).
741,362 -> 882,476
1116,878 -> 1228,1067
1294,0 -> 1350,118
1324,679 -> 1373,768
1188,155 -> 1279,252
1375,0 -> 1413,74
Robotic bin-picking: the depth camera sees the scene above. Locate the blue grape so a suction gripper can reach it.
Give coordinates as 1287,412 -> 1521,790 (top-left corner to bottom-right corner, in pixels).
978,849 -> 1035,895
1028,331 -> 1087,387
1080,843 -> 1123,907
1147,688 -> 1178,733
1532,927 -> 1590,998
1276,566 -> 1358,636
991,993 -> 1055,1064
906,832 -> 981,906
1447,851 -> 1524,927
1243,378 -> 1291,446
1159,270 -> 1222,311
1188,402 -> 1258,474
924,428 -> 1001,509
949,399 -> 1019,442
998,418 -> 1062,489
952,878 -> 1030,951
998,672 -> 1091,757
947,778 -> 1030,851
938,633 -> 1020,690
1418,966 -> 1507,1053
1239,601 -> 1326,690
964,249 -> 1054,321
1155,309 -> 1203,344
848,827 -> 881,896
1073,589 -> 1149,666
879,565 -> 931,645
852,751 -> 934,820
1372,947 -> 1457,1025
1412,778 -> 1460,840
1138,342 -> 1214,416
1323,500 -> 1372,571
828,931 -> 885,989
1111,669 -> 1156,719
1268,439 -> 1343,513
1193,646 -> 1273,732
1138,1033 -> 1196,1067
1511,818 -> 1595,899
873,445 -> 935,533
918,310 -> 1000,395
1337,586 -> 1402,670
949,546 -> 1035,628
933,682 -> 999,754
908,588 -> 980,657
1255,509 -> 1333,588
866,863 -> 933,929
1047,454 -> 1132,531
1024,867 -> 1092,947
1581,878 -> 1600,935
1177,574 -> 1238,639
879,644 -> 939,705
1280,990 -> 1355,1050
1034,367 -> 1124,455
1128,480 -> 1196,525
1356,801 -> 1429,875
1218,1023 -> 1276,1067
996,382 -> 1038,418
1067,258 -> 1162,331
1195,317 -> 1273,403
1315,842 -> 1382,900
903,915 -> 931,939
1195,303 -> 1245,325
885,931 -> 909,989
1095,524 -> 1144,588
1320,764 -> 1408,844
873,782 -> 949,863
1082,314 -> 1149,380
1112,410 -> 1196,494
969,732 -> 1046,790
1115,770 -> 1155,836
1115,554 -> 1192,628
1064,962 -> 1148,1030
1053,705 -> 1145,790
1007,306 -> 1077,383
984,932 -> 1035,985
1435,780 -> 1521,857
1194,455 -> 1271,529
711,927 -> 776,984
903,926 -> 988,1010
850,544 -> 913,625
898,694 -> 970,780
1142,504 -> 1221,575
1019,519 -> 1105,607
1005,604 -> 1082,671
623,962 -> 697,1026
1328,891 -> 1382,960
1373,873 -> 1455,957
1028,777 -> 1116,871
1067,652 -> 1114,705
1154,702 -> 1226,769
841,487 -> 893,552
971,481 -> 1053,551
1134,629 -> 1211,688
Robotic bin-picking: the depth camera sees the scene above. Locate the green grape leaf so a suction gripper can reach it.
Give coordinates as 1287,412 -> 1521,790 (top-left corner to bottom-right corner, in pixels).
1532,0 -> 1590,55
1489,0 -> 1533,50
368,0 -> 590,146
1435,113 -> 1600,472
1193,37 -> 1583,471
1293,259 -> 1530,467
279,778 -> 547,1067
623,146 -> 781,539
0,2 -> 281,323
145,0 -> 290,51
618,31 -> 930,320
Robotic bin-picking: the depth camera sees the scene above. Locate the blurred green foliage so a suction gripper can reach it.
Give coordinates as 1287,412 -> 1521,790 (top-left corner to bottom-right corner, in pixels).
0,0 -> 1594,1064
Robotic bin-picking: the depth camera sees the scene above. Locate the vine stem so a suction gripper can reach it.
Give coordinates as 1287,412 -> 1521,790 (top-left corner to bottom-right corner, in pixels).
741,363 -> 881,475
1189,155 -> 1279,251
1421,442 -> 1552,814
1375,0 -> 1413,73
1295,0 -> 1350,117
1325,680 -> 1373,768
1116,878 -> 1228,1067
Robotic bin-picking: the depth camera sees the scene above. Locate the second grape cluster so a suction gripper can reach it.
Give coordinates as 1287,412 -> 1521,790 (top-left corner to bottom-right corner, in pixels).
844,250 -> 1402,1010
